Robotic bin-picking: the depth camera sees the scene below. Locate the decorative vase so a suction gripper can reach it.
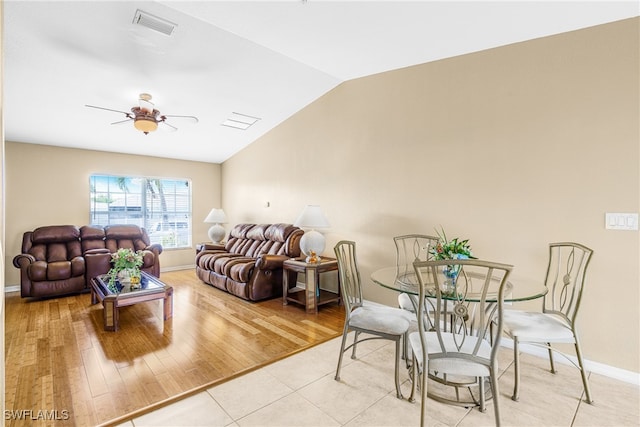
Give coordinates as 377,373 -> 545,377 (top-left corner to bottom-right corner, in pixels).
117,269 -> 131,284
117,268 -> 141,289
442,262 -> 463,294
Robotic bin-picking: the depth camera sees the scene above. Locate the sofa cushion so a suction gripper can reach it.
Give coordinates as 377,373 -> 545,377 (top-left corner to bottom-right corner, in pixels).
80,225 -> 106,252
246,224 -> 269,241
32,225 -> 80,244
28,226 -> 83,263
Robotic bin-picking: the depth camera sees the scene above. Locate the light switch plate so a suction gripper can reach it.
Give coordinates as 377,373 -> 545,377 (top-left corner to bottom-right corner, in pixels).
605,213 -> 638,230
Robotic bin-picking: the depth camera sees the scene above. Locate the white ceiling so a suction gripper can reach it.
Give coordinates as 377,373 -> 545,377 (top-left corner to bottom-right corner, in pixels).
4,1 -> 638,164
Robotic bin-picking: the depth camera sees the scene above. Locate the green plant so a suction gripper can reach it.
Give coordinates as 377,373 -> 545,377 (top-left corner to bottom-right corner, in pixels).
429,227 -> 475,260
108,248 -> 144,287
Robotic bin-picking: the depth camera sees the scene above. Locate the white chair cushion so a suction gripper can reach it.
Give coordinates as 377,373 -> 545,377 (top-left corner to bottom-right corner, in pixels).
398,292 -> 415,312
409,331 -> 492,377
350,305 -> 411,335
503,310 -> 575,343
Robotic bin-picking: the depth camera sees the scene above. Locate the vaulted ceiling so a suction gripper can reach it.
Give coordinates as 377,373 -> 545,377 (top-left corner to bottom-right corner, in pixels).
4,1 -> 638,163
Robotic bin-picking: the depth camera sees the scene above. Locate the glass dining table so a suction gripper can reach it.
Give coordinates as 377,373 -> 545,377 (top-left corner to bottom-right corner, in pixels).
370,264 -> 548,408
371,266 -> 548,303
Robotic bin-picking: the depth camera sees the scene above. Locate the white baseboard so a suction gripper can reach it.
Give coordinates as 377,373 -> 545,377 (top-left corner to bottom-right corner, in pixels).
4,285 -> 19,293
161,264 -> 196,272
500,338 -> 640,386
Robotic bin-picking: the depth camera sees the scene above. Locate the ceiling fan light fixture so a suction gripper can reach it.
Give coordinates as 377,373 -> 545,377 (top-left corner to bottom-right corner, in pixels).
134,117 -> 158,134
87,92 -> 197,134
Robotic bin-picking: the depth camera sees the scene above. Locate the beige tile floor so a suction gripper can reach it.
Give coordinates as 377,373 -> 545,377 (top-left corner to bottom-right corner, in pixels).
117,334 -> 639,427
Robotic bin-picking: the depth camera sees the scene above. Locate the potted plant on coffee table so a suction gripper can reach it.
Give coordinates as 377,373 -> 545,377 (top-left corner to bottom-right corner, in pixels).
108,248 -> 144,291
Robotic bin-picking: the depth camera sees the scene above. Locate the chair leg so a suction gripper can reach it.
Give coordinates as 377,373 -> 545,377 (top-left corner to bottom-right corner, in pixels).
351,331 -> 360,359
419,355 -> 428,427
394,338 -> 403,399
574,338 -> 594,404
512,337 -> 520,401
490,367 -> 502,427
547,342 -> 556,374
409,354 -> 418,403
404,331 -> 412,369
478,376 -> 486,413
334,326 -> 350,381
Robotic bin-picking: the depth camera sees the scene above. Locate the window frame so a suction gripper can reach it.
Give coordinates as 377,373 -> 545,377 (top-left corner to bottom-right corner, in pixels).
89,174 -> 193,249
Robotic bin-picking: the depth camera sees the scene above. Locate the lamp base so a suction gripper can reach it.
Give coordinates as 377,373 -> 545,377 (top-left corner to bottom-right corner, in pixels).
300,230 -> 325,262
208,224 -> 226,244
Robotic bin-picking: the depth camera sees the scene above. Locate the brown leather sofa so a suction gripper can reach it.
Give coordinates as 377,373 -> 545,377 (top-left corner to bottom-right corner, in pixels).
13,224 -> 162,298
195,223 -> 303,301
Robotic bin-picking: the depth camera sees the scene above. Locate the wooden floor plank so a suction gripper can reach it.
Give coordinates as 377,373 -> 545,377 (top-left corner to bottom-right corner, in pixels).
4,269 -> 345,425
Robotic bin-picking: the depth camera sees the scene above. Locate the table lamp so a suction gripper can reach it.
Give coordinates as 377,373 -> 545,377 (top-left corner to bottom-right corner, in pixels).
294,205 -> 330,263
204,208 -> 227,244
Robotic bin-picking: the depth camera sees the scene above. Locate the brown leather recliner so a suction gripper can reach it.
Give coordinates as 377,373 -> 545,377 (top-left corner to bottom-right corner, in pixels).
13,225 -> 86,298
14,224 -> 163,298
195,223 -> 303,301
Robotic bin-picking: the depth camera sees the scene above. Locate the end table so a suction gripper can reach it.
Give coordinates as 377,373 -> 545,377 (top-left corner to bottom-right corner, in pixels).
282,257 -> 341,313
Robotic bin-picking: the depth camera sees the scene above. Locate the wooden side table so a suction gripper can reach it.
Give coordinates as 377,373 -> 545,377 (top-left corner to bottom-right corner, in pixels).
282,257 -> 340,313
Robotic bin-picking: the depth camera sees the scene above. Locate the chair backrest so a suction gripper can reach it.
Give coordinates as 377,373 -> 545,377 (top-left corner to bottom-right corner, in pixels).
413,259 -> 513,371
542,242 -> 593,324
393,234 -> 439,280
334,240 -> 364,315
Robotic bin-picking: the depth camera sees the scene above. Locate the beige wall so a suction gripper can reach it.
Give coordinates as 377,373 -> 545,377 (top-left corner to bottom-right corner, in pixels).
4,142 -> 221,286
221,18 -> 639,372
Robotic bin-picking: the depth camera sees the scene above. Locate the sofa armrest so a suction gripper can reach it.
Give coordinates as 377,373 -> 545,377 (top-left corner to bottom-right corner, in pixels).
13,253 -> 36,269
145,243 -> 163,256
255,254 -> 288,270
197,243 -> 225,253
84,251 -> 112,284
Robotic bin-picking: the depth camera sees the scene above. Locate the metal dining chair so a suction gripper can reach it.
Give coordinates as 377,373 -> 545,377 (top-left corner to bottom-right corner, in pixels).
409,258 -> 513,427
503,242 -> 594,403
394,234 -> 440,314
333,240 -> 413,399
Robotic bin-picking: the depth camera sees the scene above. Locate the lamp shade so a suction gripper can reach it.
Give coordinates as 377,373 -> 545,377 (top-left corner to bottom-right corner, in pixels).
204,208 -> 227,244
204,208 -> 227,224
293,205 -> 330,229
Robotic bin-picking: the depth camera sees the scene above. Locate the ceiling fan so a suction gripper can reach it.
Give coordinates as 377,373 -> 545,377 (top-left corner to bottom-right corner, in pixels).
86,93 -> 198,134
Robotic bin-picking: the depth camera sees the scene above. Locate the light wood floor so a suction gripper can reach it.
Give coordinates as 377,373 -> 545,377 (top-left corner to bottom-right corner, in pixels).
4,269 -> 345,426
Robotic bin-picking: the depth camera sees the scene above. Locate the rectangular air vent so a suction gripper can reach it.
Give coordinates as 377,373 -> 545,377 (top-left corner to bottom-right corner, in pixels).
133,10 -> 177,36
221,112 -> 261,130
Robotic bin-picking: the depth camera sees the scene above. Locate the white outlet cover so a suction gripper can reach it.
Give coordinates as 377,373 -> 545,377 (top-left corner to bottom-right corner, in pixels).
605,213 -> 639,231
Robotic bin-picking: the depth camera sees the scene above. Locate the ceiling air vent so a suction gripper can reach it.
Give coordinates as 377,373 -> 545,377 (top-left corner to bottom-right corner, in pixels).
133,10 -> 177,36
221,112 -> 261,130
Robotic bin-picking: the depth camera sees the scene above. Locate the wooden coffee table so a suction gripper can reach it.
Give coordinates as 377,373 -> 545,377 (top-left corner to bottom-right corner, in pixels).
90,272 -> 173,331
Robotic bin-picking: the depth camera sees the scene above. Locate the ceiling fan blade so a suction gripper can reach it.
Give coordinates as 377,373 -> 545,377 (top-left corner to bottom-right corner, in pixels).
85,104 -> 131,115
159,121 -> 178,132
111,118 -> 133,125
163,114 -> 199,124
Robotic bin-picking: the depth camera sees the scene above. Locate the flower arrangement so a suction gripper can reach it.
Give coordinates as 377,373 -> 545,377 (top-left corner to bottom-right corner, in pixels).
429,227 -> 475,292
108,248 -> 144,288
429,227 -> 474,260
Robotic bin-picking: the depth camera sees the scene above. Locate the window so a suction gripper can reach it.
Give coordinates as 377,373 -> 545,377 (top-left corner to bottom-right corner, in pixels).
90,174 -> 192,249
